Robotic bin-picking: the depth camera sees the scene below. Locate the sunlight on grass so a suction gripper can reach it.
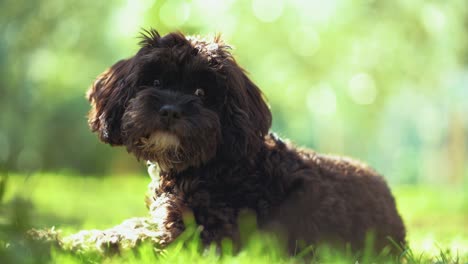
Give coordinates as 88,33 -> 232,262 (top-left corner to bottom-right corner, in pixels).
393,185 -> 468,258
4,173 -> 148,229
1,173 -> 467,263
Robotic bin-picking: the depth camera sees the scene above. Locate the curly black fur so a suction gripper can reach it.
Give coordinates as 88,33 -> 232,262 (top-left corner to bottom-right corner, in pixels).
86,29 -> 406,253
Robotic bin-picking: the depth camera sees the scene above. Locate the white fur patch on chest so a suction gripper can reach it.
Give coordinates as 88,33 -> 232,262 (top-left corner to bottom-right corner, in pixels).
146,161 -> 160,180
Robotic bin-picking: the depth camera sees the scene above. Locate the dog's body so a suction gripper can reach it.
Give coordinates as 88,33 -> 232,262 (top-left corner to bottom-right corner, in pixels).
87,30 -> 405,252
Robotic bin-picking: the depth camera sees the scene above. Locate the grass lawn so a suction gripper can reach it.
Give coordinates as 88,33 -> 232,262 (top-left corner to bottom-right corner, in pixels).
1,173 -> 467,263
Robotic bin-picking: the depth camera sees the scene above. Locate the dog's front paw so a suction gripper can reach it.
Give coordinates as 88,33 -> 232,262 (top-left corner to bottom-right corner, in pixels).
59,217 -> 166,253
26,227 -> 62,247
153,218 -> 185,246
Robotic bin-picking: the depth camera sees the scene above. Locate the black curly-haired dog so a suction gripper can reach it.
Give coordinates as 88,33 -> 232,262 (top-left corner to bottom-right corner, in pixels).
86,29 -> 406,253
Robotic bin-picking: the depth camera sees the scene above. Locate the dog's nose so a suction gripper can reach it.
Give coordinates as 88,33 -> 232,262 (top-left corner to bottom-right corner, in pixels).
159,105 -> 182,123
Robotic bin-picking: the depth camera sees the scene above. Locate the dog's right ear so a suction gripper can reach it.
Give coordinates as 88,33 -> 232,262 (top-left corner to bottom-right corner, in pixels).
86,59 -> 133,145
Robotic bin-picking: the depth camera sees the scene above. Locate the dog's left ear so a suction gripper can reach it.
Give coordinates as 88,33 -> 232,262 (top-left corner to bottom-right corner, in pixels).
86,59 -> 134,145
221,59 -> 272,158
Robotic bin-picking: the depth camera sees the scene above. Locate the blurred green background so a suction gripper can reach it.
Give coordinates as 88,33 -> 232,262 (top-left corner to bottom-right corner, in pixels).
0,0 -> 467,184
1,0 -> 468,262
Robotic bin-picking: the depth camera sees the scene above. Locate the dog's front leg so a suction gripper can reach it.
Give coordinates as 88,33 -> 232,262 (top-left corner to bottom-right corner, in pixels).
193,205 -> 240,249
29,192 -> 186,253
147,192 -> 186,246
146,162 -> 186,246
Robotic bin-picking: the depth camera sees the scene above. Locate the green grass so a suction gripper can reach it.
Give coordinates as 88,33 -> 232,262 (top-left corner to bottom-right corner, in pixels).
1,173 -> 467,263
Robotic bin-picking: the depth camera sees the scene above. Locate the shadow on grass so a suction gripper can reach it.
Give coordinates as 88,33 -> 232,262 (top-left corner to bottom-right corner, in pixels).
0,195 -> 83,264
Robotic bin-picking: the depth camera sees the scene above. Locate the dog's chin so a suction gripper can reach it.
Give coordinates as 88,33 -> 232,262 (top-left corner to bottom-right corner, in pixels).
131,131 -> 183,172
140,131 -> 180,153
128,130 -> 218,173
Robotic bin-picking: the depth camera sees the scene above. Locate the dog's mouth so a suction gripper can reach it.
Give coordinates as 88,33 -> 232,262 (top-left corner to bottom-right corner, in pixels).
133,131 -> 187,169
137,131 -> 180,152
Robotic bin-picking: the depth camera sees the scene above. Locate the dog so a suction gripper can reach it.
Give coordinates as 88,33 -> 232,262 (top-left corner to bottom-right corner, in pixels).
86,29 -> 406,253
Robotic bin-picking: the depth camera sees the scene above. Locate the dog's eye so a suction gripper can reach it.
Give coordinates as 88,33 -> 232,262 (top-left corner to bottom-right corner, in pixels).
153,79 -> 161,88
194,88 -> 205,97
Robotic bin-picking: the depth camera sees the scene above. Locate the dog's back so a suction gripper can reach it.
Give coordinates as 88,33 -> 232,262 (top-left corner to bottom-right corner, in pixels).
260,135 -> 406,252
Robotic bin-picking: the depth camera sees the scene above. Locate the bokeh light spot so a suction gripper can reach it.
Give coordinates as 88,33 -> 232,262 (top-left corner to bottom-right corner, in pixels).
27,49 -> 55,83
347,73 -> 377,105
421,4 -> 446,36
113,0 -> 155,37
289,27 -> 321,57
190,0 -> 237,34
252,0 -> 284,23
192,0 -> 233,19
291,0 -> 340,25
160,1 -> 191,28
307,83 -> 337,117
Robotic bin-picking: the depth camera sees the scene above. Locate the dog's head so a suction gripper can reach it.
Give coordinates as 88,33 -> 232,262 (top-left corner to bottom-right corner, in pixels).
87,29 -> 271,172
